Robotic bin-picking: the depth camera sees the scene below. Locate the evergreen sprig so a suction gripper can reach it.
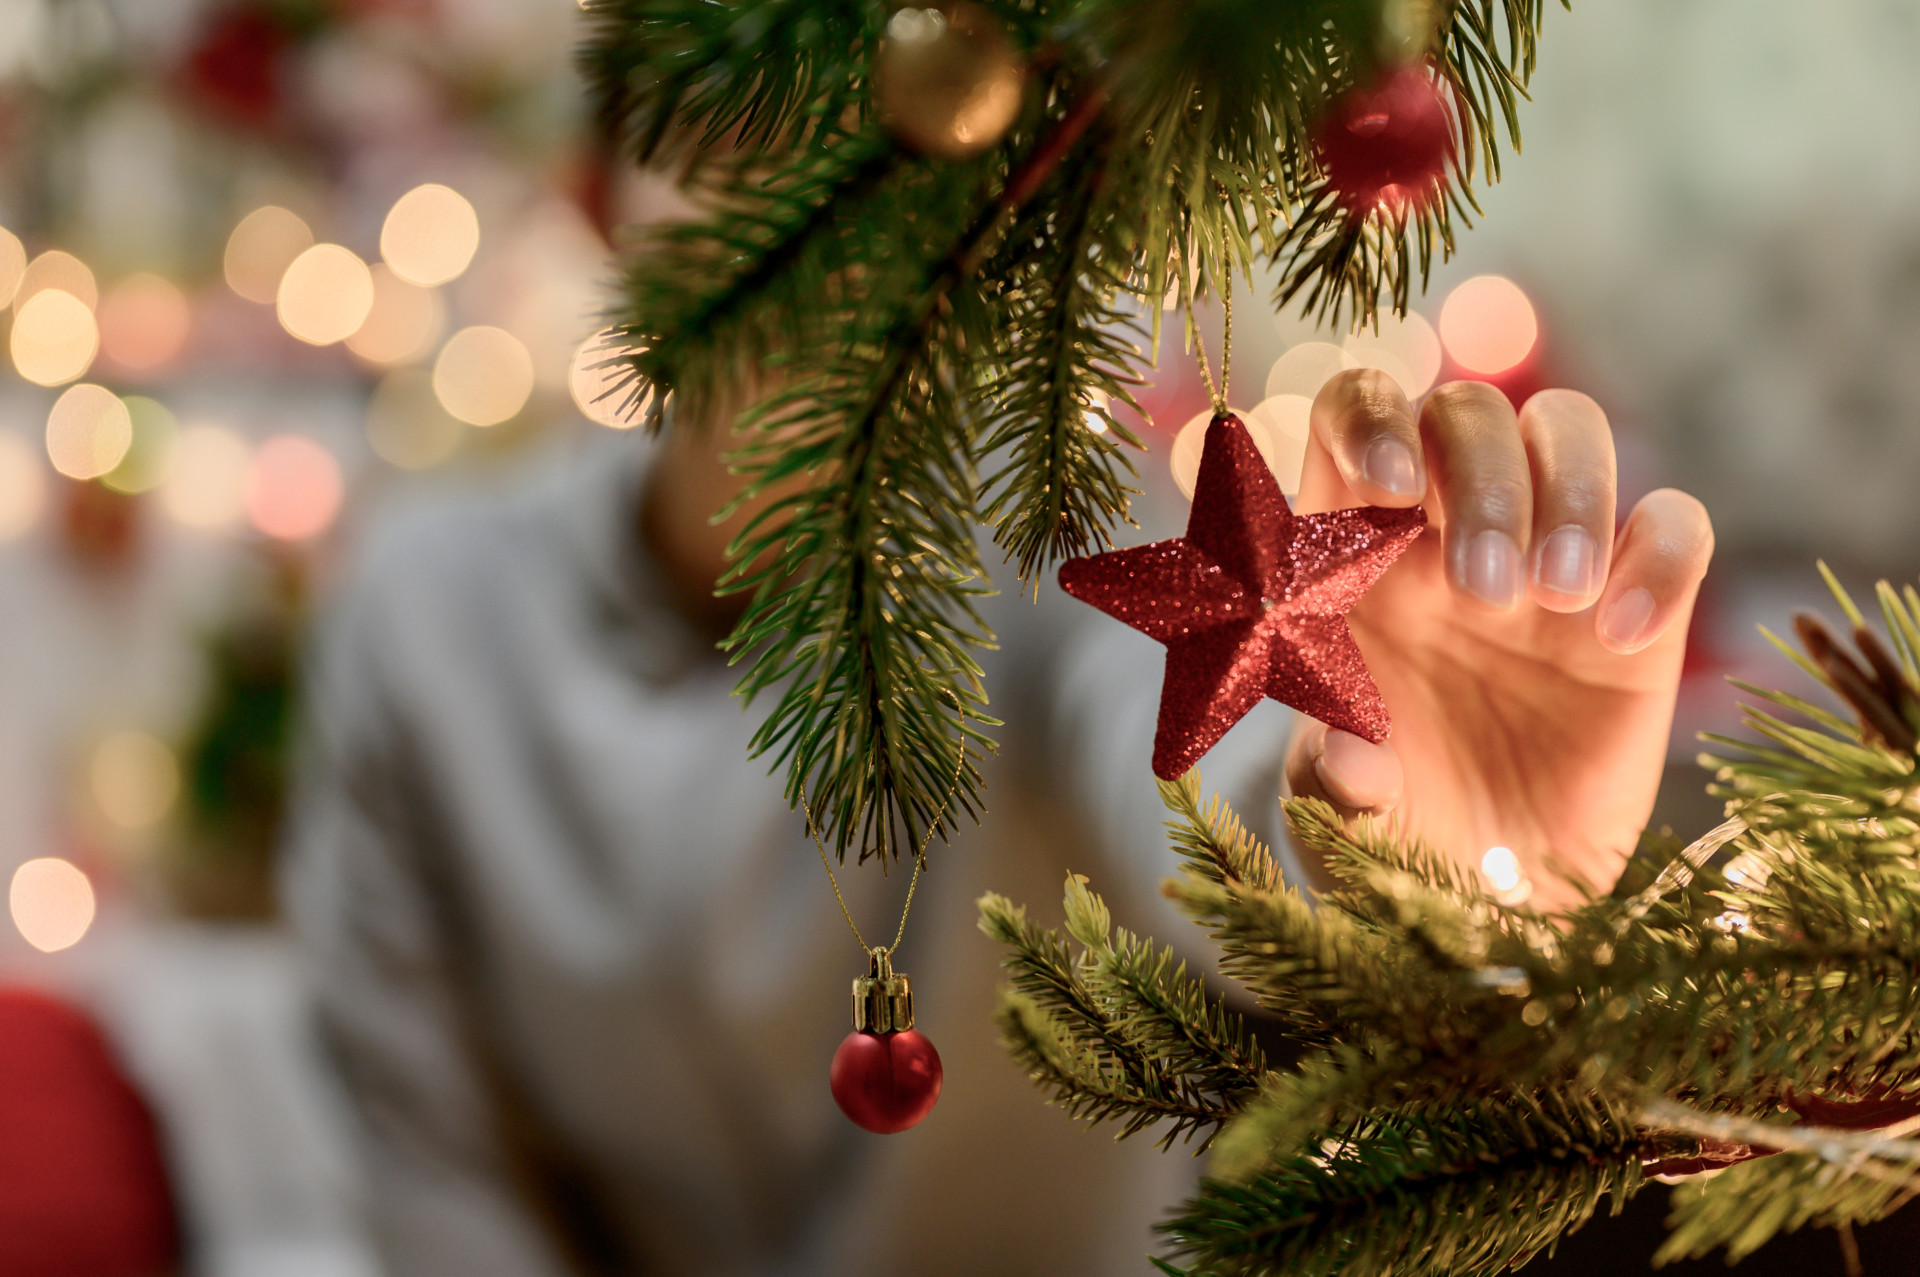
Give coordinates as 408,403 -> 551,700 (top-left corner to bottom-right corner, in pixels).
582,0 -> 1554,860
986,571 -> 1920,1273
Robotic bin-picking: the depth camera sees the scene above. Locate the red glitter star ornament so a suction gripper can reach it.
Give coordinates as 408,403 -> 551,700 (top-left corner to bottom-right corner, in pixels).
1060,414 -> 1426,779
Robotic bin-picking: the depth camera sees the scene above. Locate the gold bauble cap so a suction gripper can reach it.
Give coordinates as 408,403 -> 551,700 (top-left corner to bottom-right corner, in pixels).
852,947 -> 915,1033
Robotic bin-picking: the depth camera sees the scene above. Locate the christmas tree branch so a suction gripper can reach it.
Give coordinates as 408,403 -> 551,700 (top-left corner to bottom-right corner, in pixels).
982,571 -> 1920,1272
977,128 -> 1149,588
581,0 -> 879,160
995,991 -> 1238,1144
1161,1093 -> 1649,1277
1660,1141 -> 1919,1265
980,888 -> 1248,1146
587,0 -> 1561,859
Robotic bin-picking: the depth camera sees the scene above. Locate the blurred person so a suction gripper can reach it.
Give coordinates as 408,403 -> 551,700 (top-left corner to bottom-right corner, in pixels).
281,360 -> 1717,1275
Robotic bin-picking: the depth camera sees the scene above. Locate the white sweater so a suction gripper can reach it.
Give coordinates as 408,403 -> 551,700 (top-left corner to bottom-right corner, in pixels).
280,430 -> 1297,1276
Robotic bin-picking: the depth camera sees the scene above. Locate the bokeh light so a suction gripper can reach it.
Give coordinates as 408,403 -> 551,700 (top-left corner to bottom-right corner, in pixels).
0,432 -> 46,541
366,368 -> 465,469
103,397 -> 179,496
0,226 -> 26,307
1084,393 -> 1110,436
1169,407 -> 1293,500
568,333 -> 643,428
16,250 -> 97,311
345,265 -> 446,366
11,289 -> 99,386
224,205 -> 315,304
160,425 -> 251,530
1478,845 -> 1531,904
45,384 -> 133,480
380,184 -> 480,287
1438,275 -> 1538,375
433,326 -> 534,426
244,435 -> 343,540
91,731 -> 179,830
277,243 -> 375,346
10,858 -> 95,953
1343,310 -> 1443,399
1247,394 -> 1313,494
1264,341 -> 1356,401
98,273 -> 193,373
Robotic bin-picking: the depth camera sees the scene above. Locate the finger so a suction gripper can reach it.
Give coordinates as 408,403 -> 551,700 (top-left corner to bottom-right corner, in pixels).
1284,720 -> 1404,818
1307,369 -> 1426,507
1595,487 -> 1715,655
1421,381 -> 1532,612
1518,389 -> 1618,612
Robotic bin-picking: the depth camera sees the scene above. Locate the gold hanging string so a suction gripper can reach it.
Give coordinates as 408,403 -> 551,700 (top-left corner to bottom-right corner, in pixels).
1190,267 -> 1234,417
800,696 -> 968,959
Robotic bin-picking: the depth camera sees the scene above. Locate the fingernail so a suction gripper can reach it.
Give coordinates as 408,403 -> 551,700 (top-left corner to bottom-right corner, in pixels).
1461,530 -> 1523,610
1536,526 -> 1597,597
1362,438 -> 1418,497
1601,587 -> 1656,649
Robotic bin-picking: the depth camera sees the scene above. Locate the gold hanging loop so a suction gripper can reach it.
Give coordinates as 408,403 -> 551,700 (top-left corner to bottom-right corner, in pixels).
800,693 -> 968,964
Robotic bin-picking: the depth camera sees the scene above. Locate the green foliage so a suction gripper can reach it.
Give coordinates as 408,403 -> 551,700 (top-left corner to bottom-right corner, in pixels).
1660,1152 -> 1914,1267
979,876 -> 1266,1148
582,0 -> 1556,860
984,573 -> 1920,1273
1162,1094 -> 1645,1277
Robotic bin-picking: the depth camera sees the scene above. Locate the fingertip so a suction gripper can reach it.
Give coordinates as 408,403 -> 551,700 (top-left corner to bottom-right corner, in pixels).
1594,488 -> 1715,655
1312,369 -> 1426,506
1314,729 -> 1403,813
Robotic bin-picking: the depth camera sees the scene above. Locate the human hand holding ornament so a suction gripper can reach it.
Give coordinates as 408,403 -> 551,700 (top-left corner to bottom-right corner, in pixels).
1282,372 -> 1715,909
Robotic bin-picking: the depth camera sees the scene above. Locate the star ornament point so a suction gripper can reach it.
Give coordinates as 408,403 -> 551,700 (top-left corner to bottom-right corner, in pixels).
1059,414 -> 1426,780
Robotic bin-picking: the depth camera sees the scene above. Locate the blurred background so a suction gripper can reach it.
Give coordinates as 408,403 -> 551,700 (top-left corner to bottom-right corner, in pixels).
0,0 -> 1911,1273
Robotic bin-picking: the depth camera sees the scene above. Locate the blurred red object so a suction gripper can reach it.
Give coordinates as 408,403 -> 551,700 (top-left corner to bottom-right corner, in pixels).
183,5 -> 290,128
60,481 -> 141,572
0,988 -> 179,1277
1314,66 -> 1456,215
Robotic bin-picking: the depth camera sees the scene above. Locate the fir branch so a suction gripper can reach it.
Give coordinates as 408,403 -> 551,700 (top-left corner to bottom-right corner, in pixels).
980,888 -> 1252,1147
1159,770 -> 1286,895
996,991 -> 1234,1143
1064,874 -> 1270,1108
721,308 -> 994,862
591,0 -> 1565,855
1161,1093 -> 1648,1277
580,0 -> 880,160
977,123 -> 1149,587
1659,1142 -> 1920,1265
607,129 -> 909,430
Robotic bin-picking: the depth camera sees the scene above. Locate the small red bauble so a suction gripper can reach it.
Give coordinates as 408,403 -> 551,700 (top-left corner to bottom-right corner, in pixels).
1314,66 -> 1456,214
830,1029 -> 943,1134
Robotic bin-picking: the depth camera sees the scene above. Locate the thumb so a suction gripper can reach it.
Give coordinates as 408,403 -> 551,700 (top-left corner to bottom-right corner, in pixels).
1283,721 -> 1404,819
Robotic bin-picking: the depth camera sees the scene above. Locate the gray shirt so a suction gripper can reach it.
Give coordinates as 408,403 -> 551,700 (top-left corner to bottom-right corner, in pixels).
282,430 -> 1296,1276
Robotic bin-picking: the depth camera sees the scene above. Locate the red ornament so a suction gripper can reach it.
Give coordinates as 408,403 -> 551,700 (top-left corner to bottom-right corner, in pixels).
184,6 -> 290,128
1059,414 -> 1425,779
1314,66 -> 1456,214
830,1029 -> 943,1134
0,988 -> 180,1276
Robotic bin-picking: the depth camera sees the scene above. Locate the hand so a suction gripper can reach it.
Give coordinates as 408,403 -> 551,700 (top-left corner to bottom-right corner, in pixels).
1283,373 -> 1714,909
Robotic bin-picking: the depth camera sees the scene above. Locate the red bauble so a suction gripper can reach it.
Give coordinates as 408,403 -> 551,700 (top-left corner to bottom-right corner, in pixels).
184,6 -> 290,128
830,1029 -> 943,1134
0,988 -> 180,1276
1059,414 -> 1425,779
1314,66 -> 1455,214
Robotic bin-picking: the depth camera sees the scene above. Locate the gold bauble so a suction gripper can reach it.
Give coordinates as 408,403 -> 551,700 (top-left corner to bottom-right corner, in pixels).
873,3 -> 1026,160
